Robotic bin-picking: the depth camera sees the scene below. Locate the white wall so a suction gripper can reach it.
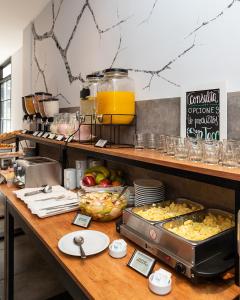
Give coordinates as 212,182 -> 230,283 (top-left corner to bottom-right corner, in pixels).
11,48 -> 23,130
22,25 -> 32,96
23,0 -> 240,107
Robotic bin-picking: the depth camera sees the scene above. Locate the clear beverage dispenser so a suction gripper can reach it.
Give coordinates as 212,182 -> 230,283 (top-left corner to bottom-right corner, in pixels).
80,73 -> 103,122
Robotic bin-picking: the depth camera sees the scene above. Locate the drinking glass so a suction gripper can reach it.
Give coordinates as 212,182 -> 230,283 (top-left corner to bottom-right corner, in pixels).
157,135 -> 167,153
146,133 -> 158,149
174,137 -> 188,160
135,133 -> 146,150
166,136 -> 176,156
202,140 -> 220,165
187,138 -> 203,162
221,139 -> 238,168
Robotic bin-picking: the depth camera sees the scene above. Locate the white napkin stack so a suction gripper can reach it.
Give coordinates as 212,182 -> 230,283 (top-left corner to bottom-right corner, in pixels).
14,185 -> 79,218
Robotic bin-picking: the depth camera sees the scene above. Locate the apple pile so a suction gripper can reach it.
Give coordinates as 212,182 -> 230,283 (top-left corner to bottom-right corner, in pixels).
82,166 -> 124,187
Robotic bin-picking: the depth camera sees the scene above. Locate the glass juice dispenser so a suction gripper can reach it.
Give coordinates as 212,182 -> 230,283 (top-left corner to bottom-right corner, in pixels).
96,68 -> 135,124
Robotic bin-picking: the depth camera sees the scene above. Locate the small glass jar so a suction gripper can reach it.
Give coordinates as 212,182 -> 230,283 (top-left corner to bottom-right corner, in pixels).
96,68 -> 135,124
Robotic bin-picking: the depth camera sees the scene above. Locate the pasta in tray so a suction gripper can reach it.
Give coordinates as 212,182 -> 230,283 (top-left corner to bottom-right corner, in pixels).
167,213 -> 234,241
135,202 -> 199,221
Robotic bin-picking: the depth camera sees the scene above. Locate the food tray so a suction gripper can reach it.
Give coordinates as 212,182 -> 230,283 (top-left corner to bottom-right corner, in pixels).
131,198 -> 204,224
161,208 -> 234,244
155,209 -> 234,265
122,198 -> 204,245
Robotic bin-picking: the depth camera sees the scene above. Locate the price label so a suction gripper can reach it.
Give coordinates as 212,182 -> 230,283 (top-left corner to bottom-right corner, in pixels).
65,136 -> 73,142
56,135 -> 64,141
127,250 -> 156,277
72,213 -> 92,228
95,139 -> 108,148
37,132 -> 44,137
33,131 -> 39,136
42,132 -> 49,138
48,133 -> 56,139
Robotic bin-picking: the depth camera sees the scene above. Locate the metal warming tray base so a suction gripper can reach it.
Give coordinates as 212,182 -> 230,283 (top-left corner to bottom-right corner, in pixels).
118,207 -> 234,281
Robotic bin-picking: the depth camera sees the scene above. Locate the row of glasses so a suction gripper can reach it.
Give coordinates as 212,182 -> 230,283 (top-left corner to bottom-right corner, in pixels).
134,133 -> 240,168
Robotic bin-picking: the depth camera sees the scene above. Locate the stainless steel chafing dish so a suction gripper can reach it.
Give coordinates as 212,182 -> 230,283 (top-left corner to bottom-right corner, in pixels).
122,198 -> 204,244
118,204 -> 235,281
156,209 -> 234,265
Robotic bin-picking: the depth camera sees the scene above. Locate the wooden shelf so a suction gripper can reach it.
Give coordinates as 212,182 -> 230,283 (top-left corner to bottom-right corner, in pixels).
18,133 -> 240,183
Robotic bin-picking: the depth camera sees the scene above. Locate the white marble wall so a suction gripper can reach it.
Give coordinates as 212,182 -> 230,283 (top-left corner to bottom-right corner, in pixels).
23,0 -> 240,108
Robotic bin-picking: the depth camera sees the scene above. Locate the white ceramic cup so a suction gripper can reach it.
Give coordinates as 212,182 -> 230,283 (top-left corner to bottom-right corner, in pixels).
64,168 -> 77,190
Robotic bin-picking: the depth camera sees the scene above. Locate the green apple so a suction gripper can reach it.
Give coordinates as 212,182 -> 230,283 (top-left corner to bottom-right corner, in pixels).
95,173 -> 106,184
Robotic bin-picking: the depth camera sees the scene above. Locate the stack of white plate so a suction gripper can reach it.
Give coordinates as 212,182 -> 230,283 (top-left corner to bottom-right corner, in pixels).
134,179 -> 165,207
124,186 -> 135,207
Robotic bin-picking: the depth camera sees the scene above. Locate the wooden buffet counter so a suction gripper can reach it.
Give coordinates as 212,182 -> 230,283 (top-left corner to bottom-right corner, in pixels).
2,184 -> 240,300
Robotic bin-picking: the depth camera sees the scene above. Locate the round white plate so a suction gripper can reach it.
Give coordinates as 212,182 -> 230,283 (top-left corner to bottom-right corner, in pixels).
58,230 -> 110,256
134,179 -> 164,187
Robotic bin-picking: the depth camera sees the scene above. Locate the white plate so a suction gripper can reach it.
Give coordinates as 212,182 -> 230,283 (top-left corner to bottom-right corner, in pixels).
58,230 -> 110,256
134,179 -> 164,187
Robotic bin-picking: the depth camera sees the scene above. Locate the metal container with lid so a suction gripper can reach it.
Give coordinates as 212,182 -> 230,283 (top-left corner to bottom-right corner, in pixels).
96,68 -> 135,124
80,73 -> 103,120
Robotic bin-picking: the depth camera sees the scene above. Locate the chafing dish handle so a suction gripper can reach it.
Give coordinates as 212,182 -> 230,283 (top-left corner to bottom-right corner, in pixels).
116,217 -> 123,233
191,252 -> 234,279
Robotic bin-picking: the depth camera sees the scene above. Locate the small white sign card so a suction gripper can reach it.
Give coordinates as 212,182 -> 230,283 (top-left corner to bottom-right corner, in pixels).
95,139 -> 108,148
181,82 -> 227,140
42,132 -> 49,138
127,249 -> 156,277
48,133 -> 56,139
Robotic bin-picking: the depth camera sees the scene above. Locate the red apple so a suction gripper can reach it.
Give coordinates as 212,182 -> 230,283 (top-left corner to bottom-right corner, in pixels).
82,175 -> 96,186
99,179 -> 111,187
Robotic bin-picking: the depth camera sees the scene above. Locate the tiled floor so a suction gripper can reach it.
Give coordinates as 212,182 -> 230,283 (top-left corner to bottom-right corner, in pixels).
0,195 -> 66,300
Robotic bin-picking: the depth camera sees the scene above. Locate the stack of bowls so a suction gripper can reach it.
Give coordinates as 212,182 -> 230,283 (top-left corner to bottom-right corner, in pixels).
134,179 -> 165,207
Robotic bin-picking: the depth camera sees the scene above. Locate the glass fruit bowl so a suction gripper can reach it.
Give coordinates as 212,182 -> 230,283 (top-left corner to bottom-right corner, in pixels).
78,191 -> 127,221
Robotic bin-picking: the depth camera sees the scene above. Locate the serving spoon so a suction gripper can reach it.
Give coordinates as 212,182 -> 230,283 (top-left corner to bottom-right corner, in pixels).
24,185 -> 52,197
74,236 -> 86,259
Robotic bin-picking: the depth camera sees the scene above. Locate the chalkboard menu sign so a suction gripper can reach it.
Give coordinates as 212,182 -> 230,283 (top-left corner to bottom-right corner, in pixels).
186,89 -> 220,140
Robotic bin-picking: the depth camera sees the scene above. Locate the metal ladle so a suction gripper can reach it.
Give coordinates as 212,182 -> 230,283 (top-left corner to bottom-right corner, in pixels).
73,236 -> 86,259
24,185 -> 52,197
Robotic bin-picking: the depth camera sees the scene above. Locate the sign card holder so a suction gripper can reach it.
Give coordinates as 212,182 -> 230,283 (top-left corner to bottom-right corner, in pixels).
48,133 -> 56,139
56,135 -> 64,141
127,249 -> 156,277
37,132 -> 44,137
95,139 -> 108,148
72,213 -> 92,228
42,132 -> 49,138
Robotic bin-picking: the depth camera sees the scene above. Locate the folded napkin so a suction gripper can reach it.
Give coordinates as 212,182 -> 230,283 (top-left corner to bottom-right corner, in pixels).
14,185 -> 66,203
14,185 -> 79,218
